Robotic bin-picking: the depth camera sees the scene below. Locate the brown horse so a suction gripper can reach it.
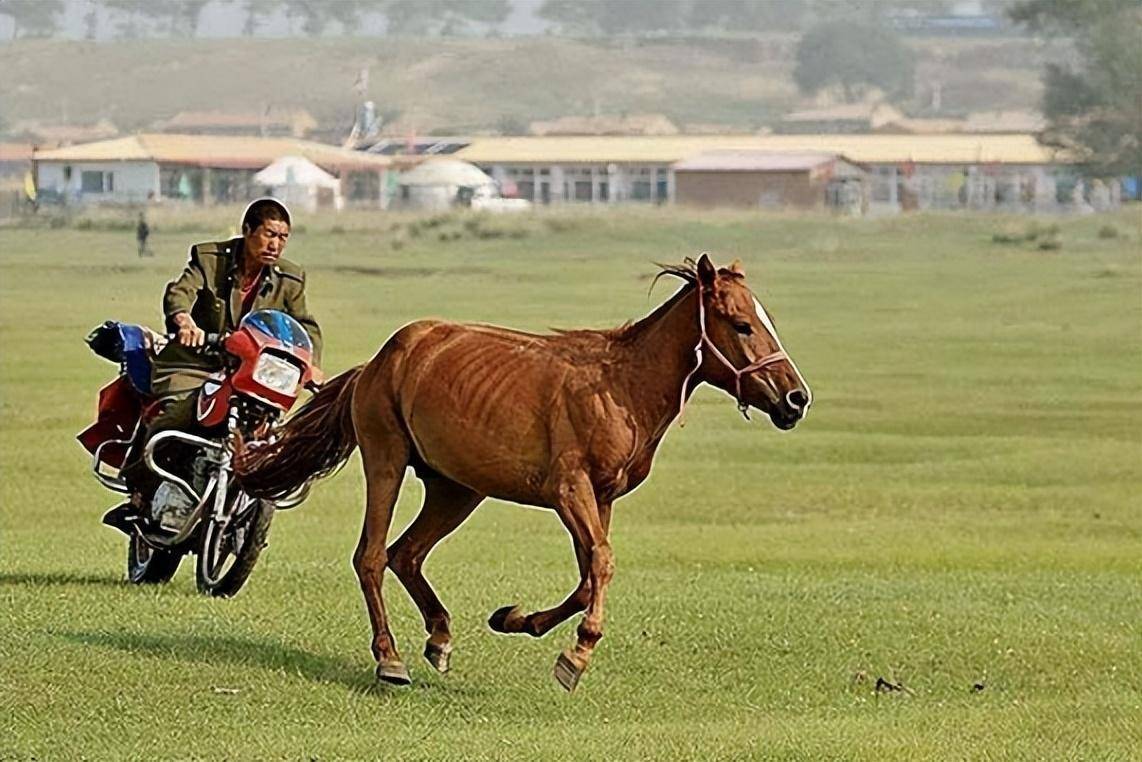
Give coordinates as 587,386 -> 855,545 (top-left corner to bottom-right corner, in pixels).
237,254 -> 811,691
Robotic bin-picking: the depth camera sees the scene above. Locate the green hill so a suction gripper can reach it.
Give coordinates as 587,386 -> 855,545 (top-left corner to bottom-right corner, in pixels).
0,35 -> 1051,137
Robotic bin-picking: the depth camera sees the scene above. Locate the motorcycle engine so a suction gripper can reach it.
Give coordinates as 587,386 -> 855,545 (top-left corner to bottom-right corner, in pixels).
152,481 -> 195,532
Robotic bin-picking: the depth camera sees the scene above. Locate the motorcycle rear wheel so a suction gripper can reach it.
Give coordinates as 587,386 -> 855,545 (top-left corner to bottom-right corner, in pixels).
195,491 -> 274,598
126,532 -> 183,584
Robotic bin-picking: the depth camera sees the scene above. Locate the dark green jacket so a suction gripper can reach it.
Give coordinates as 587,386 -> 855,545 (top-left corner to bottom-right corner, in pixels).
152,237 -> 322,396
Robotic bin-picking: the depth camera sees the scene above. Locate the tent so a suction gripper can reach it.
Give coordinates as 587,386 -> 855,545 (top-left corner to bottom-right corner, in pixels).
254,156 -> 342,212
397,159 -> 497,210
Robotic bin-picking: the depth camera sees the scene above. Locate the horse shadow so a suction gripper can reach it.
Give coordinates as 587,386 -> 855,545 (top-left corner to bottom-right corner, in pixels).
59,629 -> 490,698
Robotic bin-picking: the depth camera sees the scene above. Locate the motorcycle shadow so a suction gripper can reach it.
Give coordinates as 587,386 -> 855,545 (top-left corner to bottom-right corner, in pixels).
0,571 -> 148,591
63,630 -> 380,693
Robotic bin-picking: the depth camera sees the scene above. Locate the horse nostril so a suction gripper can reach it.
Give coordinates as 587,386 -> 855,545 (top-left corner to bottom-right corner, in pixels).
785,389 -> 808,411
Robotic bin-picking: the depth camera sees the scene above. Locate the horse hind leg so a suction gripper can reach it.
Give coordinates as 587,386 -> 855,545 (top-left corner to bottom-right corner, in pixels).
387,475 -> 483,674
352,410 -> 412,686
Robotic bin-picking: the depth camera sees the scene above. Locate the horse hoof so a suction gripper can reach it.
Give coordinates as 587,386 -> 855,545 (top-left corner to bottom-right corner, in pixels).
424,642 -> 452,674
488,604 -> 525,634
376,660 -> 411,686
553,650 -> 586,693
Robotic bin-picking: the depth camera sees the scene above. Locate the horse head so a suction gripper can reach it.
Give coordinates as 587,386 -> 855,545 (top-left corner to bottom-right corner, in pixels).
692,253 -> 812,430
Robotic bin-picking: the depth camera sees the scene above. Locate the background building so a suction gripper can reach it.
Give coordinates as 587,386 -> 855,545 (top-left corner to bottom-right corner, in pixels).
33,133 -> 391,206
674,151 -> 867,213
455,133 -> 1065,213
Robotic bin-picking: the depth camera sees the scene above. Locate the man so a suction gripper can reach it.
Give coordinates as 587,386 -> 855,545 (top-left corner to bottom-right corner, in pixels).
136,212 -> 151,258
107,198 -> 322,533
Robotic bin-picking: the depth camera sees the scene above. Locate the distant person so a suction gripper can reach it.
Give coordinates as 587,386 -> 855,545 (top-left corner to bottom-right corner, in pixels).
136,212 -> 151,258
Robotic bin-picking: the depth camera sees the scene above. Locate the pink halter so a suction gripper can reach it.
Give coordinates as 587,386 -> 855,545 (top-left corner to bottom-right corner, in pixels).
678,278 -> 789,422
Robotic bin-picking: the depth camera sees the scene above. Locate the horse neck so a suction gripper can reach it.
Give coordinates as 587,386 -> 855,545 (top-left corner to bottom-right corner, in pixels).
615,285 -> 704,438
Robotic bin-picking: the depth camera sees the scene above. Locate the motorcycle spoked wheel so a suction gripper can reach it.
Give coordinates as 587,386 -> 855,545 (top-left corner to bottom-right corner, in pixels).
127,532 -> 183,584
195,489 -> 274,598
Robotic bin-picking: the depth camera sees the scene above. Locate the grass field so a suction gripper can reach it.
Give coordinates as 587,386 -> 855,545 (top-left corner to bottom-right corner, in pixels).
1,208 -> 1140,760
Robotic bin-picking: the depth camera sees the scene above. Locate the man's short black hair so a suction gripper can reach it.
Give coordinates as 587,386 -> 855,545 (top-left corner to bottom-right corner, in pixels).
241,198 -> 291,234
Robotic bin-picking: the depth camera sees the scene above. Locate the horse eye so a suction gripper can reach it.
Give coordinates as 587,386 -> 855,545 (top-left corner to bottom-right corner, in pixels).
733,322 -> 752,336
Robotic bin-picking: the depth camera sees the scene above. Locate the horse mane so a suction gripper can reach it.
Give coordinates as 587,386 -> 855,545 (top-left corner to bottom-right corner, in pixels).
548,260 -> 701,350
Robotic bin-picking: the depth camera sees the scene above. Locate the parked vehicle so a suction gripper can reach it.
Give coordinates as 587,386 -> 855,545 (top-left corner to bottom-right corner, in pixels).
78,310 -> 318,596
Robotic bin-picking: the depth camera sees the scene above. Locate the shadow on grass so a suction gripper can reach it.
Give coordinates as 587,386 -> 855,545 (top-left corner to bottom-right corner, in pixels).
0,571 -> 132,590
60,630 -> 490,699
61,630 -> 378,693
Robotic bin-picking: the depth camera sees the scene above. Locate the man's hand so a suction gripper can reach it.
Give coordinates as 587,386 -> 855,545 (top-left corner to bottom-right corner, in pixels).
173,312 -> 206,348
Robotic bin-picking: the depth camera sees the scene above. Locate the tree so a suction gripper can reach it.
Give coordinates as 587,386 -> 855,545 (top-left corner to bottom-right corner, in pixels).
382,0 -> 509,37
0,0 -> 64,39
538,0 -> 685,35
793,20 -> 915,101
1009,0 -> 1142,176
171,0 -> 211,37
102,0 -> 151,38
236,0 -> 281,36
282,0 -> 327,36
688,0 -> 806,32
83,0 -> 99,39
536,0 -> 596,35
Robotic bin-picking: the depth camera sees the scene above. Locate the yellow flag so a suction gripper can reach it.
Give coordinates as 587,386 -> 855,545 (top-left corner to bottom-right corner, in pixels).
23,170 -> 36,201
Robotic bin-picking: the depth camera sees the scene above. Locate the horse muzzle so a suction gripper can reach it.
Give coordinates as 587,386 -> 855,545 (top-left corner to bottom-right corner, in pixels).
769,389 -> 810,430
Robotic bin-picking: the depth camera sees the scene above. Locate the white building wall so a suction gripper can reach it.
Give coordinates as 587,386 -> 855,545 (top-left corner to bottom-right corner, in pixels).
36,161 -> 159,204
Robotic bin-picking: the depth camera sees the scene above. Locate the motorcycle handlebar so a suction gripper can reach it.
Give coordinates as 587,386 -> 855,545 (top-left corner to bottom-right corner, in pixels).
165,332 -> 224,349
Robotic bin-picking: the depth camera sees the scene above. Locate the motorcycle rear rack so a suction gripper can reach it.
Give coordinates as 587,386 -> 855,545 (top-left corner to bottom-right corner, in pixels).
90,418 -> 144,494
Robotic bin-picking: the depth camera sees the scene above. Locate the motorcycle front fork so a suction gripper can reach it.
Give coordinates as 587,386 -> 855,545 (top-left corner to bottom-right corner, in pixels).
209,406 -> 241,526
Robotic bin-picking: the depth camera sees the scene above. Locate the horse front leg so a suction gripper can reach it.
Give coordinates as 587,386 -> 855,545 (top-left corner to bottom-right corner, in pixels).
550,477 -> 614,692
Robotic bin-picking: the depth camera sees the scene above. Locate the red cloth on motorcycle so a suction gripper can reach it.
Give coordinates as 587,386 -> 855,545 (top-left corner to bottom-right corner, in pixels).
76,376 -> 142,467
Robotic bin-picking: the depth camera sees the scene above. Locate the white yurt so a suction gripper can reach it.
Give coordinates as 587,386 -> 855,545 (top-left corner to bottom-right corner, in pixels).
397,159 -> 497,211
254,156 -> 343,212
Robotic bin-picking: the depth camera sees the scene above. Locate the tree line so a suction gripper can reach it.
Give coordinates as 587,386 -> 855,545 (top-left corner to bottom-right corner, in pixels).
0,0 -> 514,39
1,0 -> 980,40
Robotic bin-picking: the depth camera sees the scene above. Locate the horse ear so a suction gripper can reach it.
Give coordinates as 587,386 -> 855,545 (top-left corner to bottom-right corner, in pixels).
728,258 -> 745,276
696,253 -> 717,287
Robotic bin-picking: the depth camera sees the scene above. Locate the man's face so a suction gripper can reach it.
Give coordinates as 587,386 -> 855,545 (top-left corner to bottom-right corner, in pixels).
244,218 -> 290,266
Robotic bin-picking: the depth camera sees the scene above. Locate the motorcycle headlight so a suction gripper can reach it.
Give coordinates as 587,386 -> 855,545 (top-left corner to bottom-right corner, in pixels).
252,354 -> 301,395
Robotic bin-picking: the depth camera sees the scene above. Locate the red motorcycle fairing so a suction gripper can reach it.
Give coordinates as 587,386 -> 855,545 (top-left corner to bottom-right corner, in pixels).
195,372 -> 232,429
224,319 -> 314,412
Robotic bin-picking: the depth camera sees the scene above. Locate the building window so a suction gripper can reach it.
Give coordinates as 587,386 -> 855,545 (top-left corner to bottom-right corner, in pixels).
872,167 -> 895,202
82,170 -> 113,193
517,180 -> 534,199
574,181 -> 592,201
631,181 -> 652,200
347,171 -> 379,201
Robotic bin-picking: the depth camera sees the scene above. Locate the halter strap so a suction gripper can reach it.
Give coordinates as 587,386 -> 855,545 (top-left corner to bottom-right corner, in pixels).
678,278 -> 789,423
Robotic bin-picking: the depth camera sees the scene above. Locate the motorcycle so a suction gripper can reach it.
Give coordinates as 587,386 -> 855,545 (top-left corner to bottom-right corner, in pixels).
78,309 -> 318,597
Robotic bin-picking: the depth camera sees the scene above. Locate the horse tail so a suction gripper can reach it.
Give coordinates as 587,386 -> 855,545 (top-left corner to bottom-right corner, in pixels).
235,364 -> 365,500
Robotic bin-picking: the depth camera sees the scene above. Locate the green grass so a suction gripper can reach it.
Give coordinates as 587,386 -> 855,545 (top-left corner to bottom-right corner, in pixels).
2,208 -> 1140,760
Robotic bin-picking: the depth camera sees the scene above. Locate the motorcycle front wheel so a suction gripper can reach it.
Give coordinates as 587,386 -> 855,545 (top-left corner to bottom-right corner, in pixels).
127,532 -> 183,584
195,490 -> 274,598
